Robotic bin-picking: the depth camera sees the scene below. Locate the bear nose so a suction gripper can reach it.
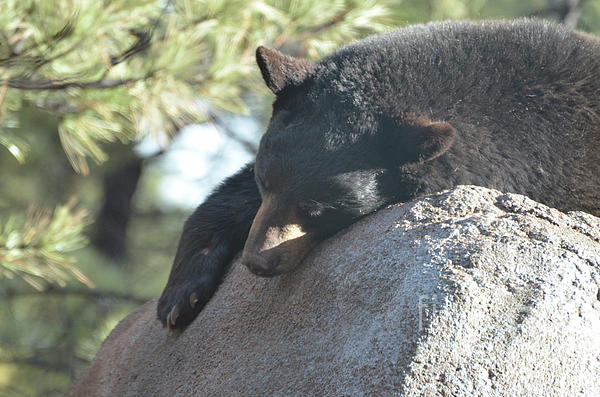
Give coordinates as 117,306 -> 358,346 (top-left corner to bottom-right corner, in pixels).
241,252 -> 281,277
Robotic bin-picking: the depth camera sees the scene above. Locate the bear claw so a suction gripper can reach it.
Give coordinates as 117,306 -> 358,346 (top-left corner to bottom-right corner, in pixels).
190,292 -> 199,309
167,305 -> 180,330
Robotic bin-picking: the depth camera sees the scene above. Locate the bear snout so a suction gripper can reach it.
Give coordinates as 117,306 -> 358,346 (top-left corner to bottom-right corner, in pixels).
241,251 -> 283,277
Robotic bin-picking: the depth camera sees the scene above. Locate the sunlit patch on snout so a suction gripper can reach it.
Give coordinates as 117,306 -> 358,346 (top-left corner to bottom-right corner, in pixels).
263,224 -> 306,250
242,223 -> 314,276
241,200 -> 318,277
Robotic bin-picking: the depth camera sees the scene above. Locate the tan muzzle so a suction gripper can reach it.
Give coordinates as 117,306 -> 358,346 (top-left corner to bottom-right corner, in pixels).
241,197 -> 317,277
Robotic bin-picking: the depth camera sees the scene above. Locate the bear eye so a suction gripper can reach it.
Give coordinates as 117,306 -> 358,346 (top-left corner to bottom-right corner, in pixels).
298,200 -> 324,218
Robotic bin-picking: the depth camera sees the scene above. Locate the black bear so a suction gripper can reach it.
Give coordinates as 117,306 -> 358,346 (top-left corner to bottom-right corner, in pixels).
158,19 -> 600,329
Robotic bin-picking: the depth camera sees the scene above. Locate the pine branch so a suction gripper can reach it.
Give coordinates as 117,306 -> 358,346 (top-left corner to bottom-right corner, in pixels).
307,10 -> 352,35
275,10 -> 352,50
27,38 -> 85,75
0,18 -> 76,67
109,30 -> 152,66
1,285 -> 150,304
3,74 -> 154,90
207,111 -> 258,155
0,201 -> 93,289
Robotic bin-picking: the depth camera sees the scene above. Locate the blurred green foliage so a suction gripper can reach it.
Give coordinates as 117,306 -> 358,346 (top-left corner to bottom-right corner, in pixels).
1,0 -> 599,396
0,200 -> 92,290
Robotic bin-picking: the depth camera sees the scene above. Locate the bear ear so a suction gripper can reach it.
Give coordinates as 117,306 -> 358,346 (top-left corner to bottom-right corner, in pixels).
256,46 -> 313,95
395,117 -> 457,163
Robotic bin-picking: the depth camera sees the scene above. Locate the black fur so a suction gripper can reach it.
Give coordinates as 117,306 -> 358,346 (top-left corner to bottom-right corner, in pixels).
158,19 -> 600,329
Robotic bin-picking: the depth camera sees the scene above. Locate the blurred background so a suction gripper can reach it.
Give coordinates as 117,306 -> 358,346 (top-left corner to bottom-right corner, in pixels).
0,0 -> 599,395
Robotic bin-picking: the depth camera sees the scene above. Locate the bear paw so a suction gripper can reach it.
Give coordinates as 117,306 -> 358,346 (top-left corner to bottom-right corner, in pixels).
157,278 -> 216,330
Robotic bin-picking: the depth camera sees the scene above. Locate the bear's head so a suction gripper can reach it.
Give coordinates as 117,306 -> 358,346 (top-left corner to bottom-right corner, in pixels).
241,46 -> 456,277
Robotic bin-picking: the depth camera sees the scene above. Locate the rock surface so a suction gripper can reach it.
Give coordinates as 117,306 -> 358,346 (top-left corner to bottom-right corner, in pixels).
70,186 -> 600,396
